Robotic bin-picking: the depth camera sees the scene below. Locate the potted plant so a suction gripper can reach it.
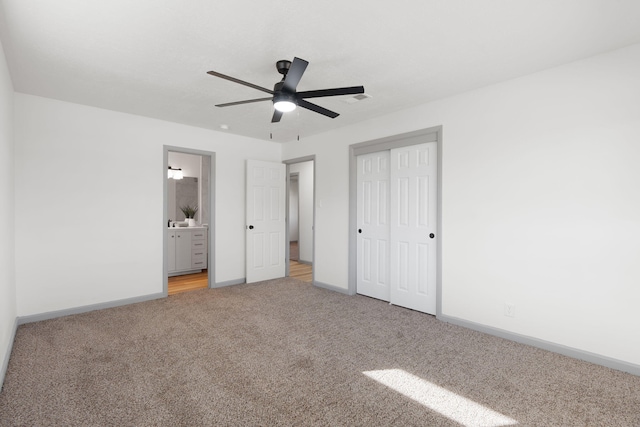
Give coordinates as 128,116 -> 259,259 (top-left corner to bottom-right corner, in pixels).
180,204 -> 198,227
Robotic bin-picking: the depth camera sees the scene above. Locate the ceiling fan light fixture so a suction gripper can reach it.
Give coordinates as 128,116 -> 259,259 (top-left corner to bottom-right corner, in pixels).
273,93 -> 297,112
274,100 -> 296,112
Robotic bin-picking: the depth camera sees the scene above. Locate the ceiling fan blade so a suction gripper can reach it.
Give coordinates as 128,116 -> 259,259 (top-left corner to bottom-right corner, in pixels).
206,71 -> 274,95
297,99 -> 339,119
271,109 -> 283,123
297,86 -> 365,99
216,97 -> 272,108
282,57 -> 309,93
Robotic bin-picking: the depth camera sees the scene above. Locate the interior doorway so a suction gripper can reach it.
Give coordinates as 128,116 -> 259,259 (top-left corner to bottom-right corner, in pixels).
285,157 -> 315,283
163,146 -> 216,296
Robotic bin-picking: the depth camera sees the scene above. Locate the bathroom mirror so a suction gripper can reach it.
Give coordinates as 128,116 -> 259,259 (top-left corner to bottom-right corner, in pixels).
167,152 -> 210,225
169,177 -> 198,221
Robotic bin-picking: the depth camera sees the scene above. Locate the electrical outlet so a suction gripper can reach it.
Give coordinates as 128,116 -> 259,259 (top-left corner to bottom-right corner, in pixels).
504,303 -> 515,318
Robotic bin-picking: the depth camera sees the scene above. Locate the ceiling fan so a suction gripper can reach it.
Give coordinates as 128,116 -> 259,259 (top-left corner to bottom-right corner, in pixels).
207,57 -> 365,123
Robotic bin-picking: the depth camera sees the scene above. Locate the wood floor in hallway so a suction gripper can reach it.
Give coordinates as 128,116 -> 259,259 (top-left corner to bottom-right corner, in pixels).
168,271 -> 208,296
168,261 -> 312,295
289,261 -> 312,282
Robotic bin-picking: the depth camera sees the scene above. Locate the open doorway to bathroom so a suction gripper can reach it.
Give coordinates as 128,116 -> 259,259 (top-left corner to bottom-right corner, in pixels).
286,157 -> 314,283
164,147 -> 215,296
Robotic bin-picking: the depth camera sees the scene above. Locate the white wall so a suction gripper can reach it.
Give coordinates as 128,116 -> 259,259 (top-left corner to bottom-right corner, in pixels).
0,36 -> 16,387
14,94 -> 281,316
289,161 -> 314,263
283,43 -> 640,367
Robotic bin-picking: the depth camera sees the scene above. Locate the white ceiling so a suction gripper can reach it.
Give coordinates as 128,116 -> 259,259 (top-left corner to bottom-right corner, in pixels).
1,1 -> 640,143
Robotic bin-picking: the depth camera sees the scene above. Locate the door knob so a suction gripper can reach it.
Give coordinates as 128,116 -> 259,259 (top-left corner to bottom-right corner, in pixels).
249,225 -> 254,230
429,233 -> 435,238
358,229 -> 362,233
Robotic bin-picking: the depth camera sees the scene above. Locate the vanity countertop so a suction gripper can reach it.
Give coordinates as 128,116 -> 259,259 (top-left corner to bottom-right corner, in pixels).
167,226 -> 207,230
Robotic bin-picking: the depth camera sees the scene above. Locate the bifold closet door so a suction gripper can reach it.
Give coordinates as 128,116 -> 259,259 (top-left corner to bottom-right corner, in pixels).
356,151 -> 391,301
389,143 -> 437,314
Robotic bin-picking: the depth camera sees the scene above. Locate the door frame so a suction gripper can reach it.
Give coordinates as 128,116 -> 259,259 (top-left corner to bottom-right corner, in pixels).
163,145 -> 216,295
348,126 -> 443,315
288,172 -> 300,261
283,155 -> 316,283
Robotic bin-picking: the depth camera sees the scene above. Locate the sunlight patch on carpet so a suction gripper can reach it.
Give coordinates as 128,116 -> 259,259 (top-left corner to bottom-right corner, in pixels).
363,369 -> 518,427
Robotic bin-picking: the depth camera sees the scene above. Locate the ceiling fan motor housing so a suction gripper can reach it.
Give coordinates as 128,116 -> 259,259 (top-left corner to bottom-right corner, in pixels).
273,80 -> 296,109
273,81 -> 285,92
273,90 -> 297,112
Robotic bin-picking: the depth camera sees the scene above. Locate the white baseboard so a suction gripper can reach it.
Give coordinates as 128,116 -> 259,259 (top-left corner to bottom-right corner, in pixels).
17,292 -> 165,325
438,313 -> 640,377
0,317 -> 18,391
313,280 -> 350,295
214,278 -> 245,288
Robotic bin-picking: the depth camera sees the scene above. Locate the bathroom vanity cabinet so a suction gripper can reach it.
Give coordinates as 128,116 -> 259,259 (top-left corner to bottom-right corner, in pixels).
168,227 -> 207,276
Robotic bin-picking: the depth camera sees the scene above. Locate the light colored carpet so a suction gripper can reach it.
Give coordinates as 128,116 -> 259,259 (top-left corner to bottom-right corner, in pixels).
1,278 -> 639,426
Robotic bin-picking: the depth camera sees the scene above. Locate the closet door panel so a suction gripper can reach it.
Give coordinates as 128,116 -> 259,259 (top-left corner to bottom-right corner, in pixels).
356,151 -> 391,301
390,142 -> 437,314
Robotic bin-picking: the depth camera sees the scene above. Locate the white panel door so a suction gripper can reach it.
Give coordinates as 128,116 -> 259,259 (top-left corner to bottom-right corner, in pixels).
246,160 -> 286,283
356,151 -> 391,301
390,143 -> 437,314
